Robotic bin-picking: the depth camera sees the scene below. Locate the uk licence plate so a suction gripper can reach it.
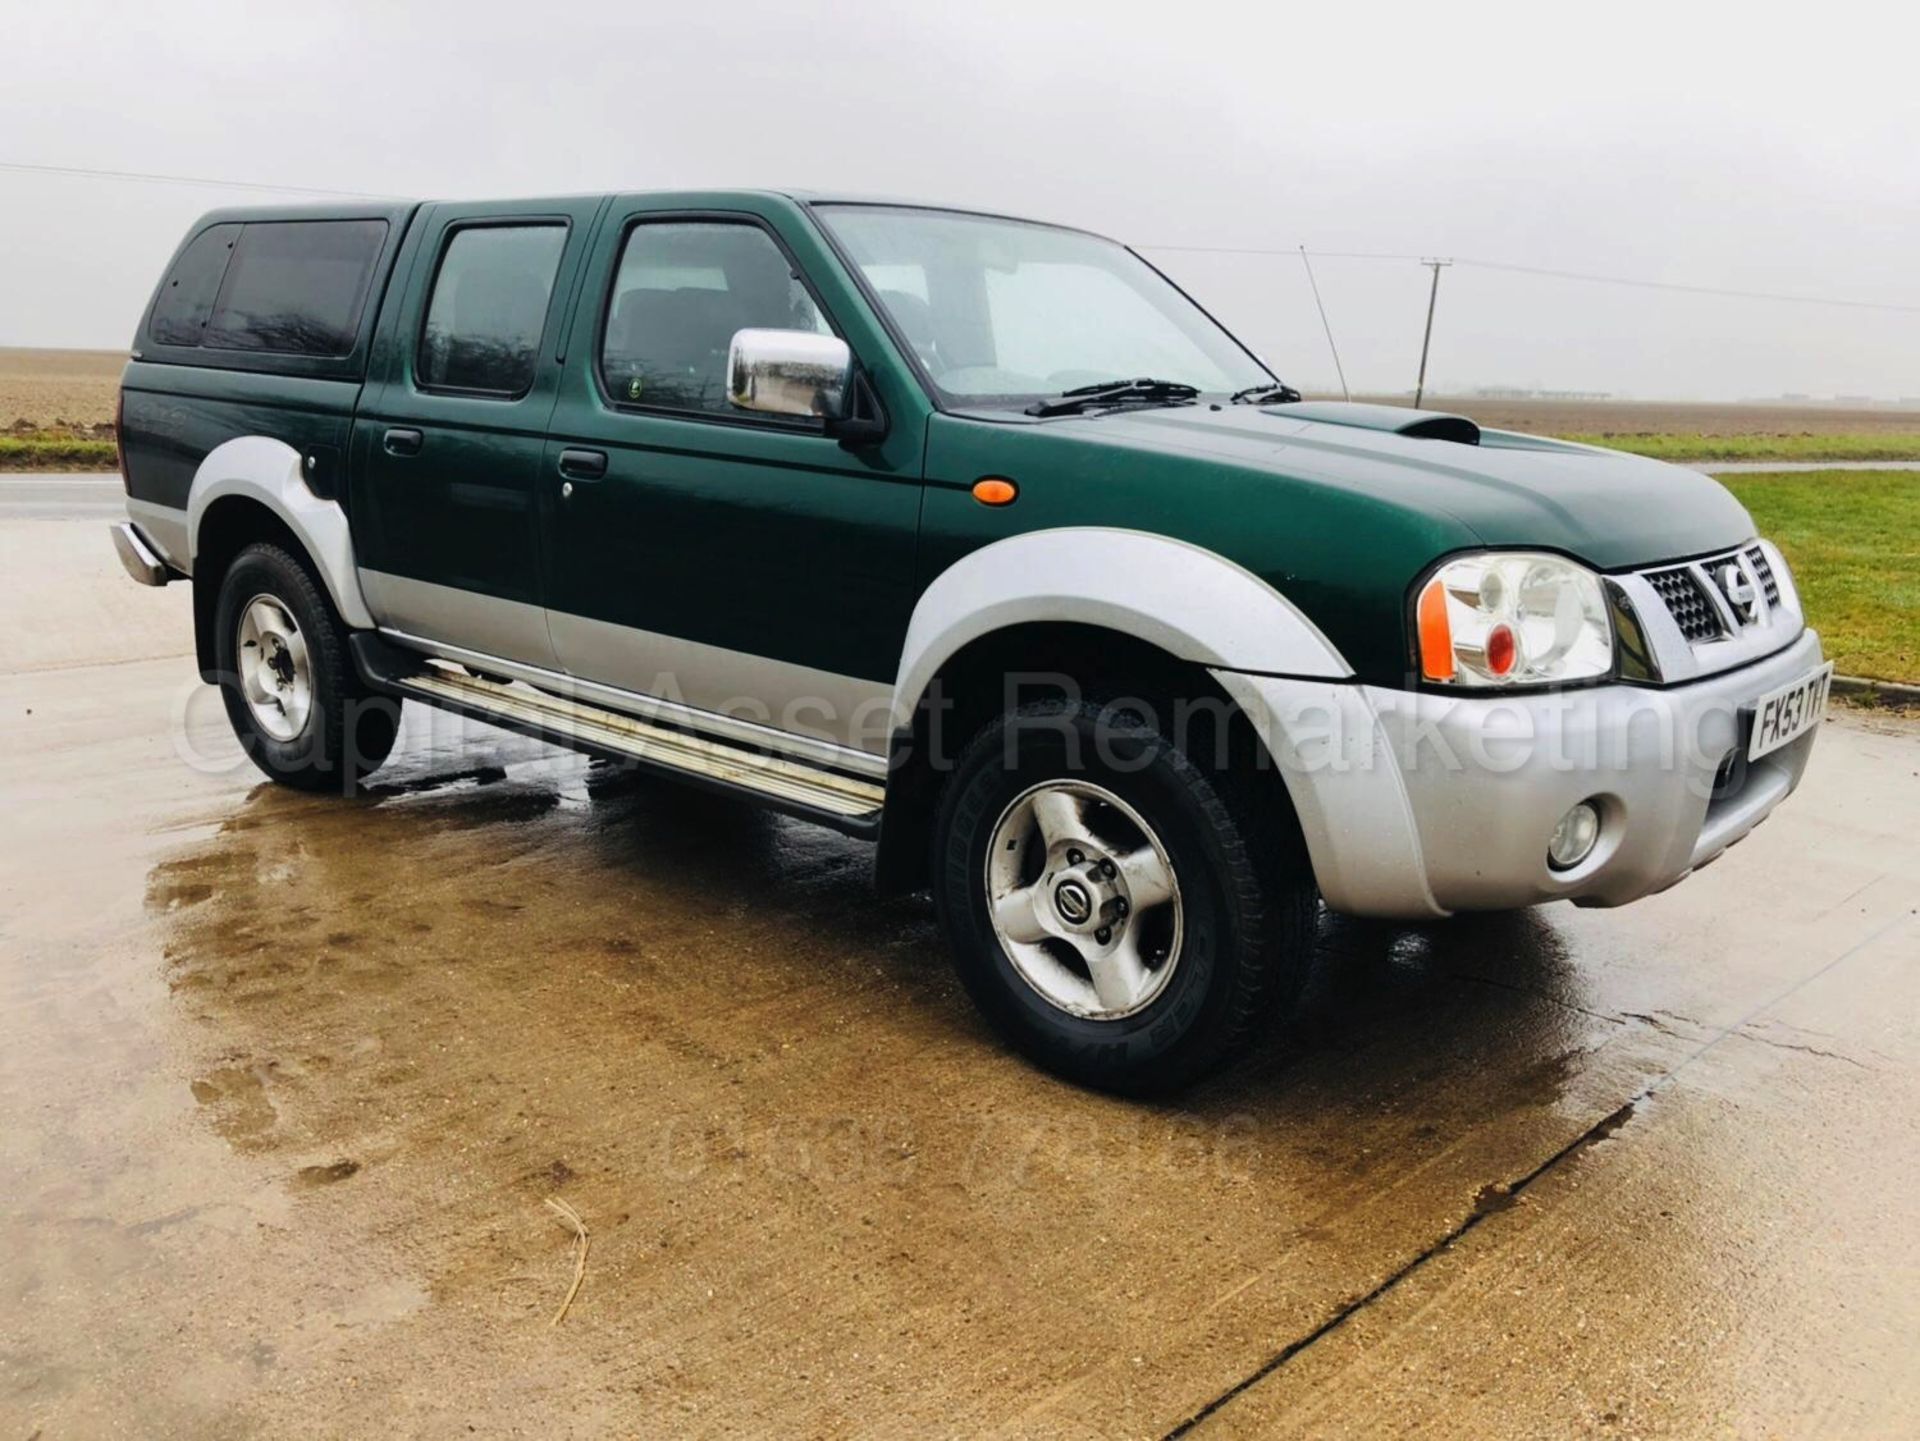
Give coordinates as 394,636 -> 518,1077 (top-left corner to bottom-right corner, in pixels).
1748,662 -> 1833,760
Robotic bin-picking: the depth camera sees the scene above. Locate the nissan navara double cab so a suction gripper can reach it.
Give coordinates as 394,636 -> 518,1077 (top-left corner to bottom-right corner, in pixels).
111,192 -> 1831,1091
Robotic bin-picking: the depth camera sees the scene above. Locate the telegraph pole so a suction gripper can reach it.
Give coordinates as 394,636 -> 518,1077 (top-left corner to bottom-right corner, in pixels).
1413,258 -> 1451,408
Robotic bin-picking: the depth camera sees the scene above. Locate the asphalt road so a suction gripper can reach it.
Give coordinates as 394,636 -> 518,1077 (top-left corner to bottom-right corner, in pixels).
0,472 -> 130,518
3,496 -> 1918,1438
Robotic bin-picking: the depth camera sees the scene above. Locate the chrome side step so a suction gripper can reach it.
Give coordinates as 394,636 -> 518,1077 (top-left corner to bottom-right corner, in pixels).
368,648 -> 885,831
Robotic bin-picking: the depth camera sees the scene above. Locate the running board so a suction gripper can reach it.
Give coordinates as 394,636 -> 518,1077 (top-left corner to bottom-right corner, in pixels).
352,637 -> 884,835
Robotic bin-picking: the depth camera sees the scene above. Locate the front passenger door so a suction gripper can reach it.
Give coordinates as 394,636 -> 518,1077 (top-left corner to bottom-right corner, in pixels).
540,203 -> 927,755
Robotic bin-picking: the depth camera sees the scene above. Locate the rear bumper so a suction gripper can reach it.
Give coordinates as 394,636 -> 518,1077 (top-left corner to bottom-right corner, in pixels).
110,521 -> 170,586
1213,627 -> 1827,919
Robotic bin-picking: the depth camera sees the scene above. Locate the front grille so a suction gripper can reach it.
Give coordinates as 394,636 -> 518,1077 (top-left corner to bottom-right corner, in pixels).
1747,546 -> 1780,606
1645,567 -> 1725,642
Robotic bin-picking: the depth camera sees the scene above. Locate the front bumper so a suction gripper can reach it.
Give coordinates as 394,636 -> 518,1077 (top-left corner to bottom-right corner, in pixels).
1213,627 -> 1827,919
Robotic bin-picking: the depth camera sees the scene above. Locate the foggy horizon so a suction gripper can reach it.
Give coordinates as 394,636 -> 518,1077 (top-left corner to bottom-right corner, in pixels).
6,0 -> 1918,402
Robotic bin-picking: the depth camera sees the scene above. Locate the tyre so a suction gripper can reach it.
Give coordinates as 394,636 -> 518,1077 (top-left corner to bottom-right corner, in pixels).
213,542 -> 398,792
932,698 -> 1314,1093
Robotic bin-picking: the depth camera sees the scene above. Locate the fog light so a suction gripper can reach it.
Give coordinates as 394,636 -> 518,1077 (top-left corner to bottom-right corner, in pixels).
1548,800 -> 1601,871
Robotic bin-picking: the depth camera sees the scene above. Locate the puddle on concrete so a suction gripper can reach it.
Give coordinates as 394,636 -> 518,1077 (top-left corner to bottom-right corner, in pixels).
8,669 -> 1912,1435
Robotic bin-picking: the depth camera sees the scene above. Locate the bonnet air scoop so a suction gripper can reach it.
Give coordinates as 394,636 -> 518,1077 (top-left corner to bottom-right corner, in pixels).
1279,401 -> 1481,446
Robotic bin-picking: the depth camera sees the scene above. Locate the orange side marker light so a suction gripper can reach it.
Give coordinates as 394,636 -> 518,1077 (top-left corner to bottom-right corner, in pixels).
1417,578 -> 1455,681
972,477 -> 1018,506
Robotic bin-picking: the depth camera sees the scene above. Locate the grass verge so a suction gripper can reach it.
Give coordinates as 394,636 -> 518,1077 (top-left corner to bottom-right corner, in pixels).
1559,432 -> 1920,463
0,436 -> 118,470
1719,469 -> 1918,684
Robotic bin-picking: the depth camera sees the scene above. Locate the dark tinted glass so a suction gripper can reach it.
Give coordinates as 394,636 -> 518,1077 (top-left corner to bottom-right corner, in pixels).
418,224 -> 567,395
203,219 -> 387,356
149,223 -> 241,347
600,222 -> 828,414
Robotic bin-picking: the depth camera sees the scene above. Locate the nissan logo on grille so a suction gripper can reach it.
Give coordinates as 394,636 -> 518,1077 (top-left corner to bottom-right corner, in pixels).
1718,559 -> 1759,624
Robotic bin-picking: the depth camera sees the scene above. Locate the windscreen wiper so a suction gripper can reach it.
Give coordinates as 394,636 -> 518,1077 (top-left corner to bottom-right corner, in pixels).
1229,381 -> 1303,405
1025,378 -> 1201,417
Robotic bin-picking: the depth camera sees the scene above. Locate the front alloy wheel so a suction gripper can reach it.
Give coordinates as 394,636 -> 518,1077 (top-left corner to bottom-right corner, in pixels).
985,780 -> 1183,1019
934,699 -> 1312,1093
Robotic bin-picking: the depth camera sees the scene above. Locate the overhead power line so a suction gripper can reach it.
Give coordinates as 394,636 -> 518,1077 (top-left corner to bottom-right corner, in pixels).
0,159 -> 398,200
1142,242 -> 1920,316
9,159 -> 1918,318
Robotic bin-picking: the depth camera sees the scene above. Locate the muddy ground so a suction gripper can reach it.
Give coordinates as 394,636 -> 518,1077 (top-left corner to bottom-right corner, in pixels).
3,485 -> 1917,1438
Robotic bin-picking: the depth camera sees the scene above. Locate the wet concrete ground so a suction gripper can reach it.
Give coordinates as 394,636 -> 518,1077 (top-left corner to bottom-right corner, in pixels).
4,487 -> 1918,1438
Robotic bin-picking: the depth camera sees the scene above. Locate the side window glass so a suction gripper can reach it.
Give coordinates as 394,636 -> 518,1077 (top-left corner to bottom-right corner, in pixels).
150,223 -> 241,347
600,221 -> 829,414
204,219 -> 387,355
418,224 -> 568,396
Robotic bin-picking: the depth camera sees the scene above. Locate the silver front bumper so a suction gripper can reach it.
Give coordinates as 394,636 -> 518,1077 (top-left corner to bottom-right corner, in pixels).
1216,627 -> 1827,919
110,521 -> 170,586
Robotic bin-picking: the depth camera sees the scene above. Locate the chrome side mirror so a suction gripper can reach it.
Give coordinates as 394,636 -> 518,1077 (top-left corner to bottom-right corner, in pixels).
727,328 -> 852,420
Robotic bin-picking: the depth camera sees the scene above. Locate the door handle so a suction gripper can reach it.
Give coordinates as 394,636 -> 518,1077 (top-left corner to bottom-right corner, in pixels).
383,427 -> 424,457
557,448 -> 608,481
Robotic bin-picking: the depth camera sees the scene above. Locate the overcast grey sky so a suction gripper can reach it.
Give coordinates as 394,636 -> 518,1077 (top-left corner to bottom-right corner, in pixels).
6,0 -> 1919,399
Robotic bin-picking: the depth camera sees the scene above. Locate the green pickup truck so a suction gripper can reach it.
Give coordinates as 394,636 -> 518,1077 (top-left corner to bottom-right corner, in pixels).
111,191 -> 1830,1090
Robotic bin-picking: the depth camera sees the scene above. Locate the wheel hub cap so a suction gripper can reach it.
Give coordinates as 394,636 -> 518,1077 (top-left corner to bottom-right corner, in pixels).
984,780 -> 1184,1020
236,594 -> 313,743
1053,878 -> 1095,927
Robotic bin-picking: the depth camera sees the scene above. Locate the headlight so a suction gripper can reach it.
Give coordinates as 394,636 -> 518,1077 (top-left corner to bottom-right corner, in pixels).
1414,551 -> 1613,687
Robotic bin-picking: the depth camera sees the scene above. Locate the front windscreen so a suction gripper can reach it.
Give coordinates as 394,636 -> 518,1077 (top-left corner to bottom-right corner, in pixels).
816,205 -> 1272,407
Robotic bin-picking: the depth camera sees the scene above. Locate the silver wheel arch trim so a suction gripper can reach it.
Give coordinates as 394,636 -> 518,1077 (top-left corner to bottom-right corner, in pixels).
890,527 -> 1442,921
186,435 -> 374,629
889,527 -> 1353,734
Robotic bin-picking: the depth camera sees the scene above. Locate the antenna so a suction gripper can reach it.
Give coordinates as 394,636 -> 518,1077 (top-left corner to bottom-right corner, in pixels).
1298,246 -> 1350,401
1413,258 -> 1452,408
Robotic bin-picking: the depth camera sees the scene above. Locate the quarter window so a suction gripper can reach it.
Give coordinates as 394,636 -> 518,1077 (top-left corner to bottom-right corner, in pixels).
418,224 -> 568,396
600,221 -> 829,415
203,219 -> 388,356
150,223 -> 241,347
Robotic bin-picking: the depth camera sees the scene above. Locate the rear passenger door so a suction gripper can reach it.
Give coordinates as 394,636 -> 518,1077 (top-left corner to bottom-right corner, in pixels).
350,197 -> 603,670
538,198 -> 927,755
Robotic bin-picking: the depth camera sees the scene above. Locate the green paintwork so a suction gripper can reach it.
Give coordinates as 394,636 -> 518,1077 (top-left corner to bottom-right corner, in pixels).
349,195 -> 604,608
120,360 -> 359,510
1273,400 -> 1471,435
539,193 -> 931,684
917,403 -> 1754,682
123,189 -> 1762,694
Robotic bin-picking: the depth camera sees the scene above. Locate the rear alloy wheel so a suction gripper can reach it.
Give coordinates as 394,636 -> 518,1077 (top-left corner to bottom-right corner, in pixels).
235,594 -> 314,742
934,698 -> 1312,1093
214,542 -> 398,792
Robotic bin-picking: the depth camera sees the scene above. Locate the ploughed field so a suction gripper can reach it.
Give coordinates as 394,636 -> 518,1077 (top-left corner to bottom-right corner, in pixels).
1,347 -> 124,469
0,346 -> 124,429
1407,394 -> 1920,440
5,348 -> 1920,464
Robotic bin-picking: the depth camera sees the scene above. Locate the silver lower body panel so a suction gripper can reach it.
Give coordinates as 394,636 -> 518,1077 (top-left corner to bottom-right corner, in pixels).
1217,627 -> 1828,918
